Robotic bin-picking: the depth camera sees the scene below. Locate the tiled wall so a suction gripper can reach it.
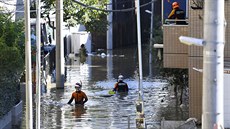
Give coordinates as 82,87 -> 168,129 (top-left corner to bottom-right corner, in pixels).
163,0 -> 230,123
163,25 -> 188,68
188,57 -> 202,121
188,0 -> 204,121
164,54 -> 188,68
188,0 -> 230,124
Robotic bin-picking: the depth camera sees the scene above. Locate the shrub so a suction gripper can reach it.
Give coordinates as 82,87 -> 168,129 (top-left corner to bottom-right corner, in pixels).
0,12 -> 24,118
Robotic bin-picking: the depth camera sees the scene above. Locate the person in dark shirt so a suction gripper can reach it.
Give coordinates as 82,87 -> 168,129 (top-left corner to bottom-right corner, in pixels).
48,33 -> 52,45
168,2 -> 187,25
113,75 -> 129,93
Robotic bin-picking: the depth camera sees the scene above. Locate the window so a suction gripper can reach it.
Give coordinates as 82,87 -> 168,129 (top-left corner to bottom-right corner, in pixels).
162,0 -> 188,25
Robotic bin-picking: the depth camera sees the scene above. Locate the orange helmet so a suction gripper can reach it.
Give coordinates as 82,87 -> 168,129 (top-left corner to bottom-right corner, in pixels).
172,2 -> 179,9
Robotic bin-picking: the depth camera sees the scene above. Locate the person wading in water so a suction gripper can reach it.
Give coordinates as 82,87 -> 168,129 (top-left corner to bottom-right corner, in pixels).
68,82 -> 88,105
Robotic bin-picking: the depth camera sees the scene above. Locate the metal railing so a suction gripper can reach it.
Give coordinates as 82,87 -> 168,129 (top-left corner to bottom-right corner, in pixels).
164,19 -> 189,25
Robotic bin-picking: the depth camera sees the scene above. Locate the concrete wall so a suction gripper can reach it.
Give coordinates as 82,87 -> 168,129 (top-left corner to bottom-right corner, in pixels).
71,32 -> 91,55
224,73 -> 230,127
0,101 -> 23,129
0,111 -> 12,129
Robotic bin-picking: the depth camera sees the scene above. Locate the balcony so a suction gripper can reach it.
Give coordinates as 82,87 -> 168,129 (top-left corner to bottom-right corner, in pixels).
163,19 -> 189,68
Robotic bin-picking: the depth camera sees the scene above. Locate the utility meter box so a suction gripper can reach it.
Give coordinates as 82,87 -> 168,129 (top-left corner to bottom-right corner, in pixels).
136,100 -> 146,129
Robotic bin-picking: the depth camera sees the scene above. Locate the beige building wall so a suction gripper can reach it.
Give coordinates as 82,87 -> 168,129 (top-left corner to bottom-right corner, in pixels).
188,0 -> 230,122
163,0 -> 230,122
187,1 -> 204,121
163,25 -> 188,68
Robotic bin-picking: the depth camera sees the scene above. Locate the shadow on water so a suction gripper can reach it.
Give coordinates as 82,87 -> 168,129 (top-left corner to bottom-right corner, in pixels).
19,47 -> 188,129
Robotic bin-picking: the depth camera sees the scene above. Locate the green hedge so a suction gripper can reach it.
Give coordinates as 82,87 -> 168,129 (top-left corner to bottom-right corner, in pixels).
0,81 -> 21,118
0,12 -> 24,118
0,46 -> 23,118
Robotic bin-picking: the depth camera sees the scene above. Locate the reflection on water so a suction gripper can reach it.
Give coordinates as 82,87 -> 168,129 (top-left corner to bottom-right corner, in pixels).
20,47 -> 188,129
68,104 -> 87,119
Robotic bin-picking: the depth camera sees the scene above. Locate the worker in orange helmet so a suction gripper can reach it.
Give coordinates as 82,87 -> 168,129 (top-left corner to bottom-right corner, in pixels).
168,2 -> 187,25
68,82 -> 88,105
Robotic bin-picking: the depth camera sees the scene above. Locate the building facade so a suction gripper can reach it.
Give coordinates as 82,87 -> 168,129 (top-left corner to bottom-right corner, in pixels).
163,0 -> 230,126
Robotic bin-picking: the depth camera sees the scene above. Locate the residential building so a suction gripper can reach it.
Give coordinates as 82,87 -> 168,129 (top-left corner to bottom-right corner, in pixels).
162,0 -> 230,127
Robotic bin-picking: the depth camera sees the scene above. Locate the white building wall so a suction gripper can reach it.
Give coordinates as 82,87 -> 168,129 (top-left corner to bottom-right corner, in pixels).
0,0 -> 24,21
224,73 -> 230,127
71,32 -> 91,55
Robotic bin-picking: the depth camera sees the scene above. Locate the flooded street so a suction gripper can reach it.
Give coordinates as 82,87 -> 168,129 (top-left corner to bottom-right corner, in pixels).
20,47 -> 188,129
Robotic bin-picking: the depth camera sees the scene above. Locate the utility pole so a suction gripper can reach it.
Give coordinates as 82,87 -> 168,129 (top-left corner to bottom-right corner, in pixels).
202,0 -> 225,128
107,50 -> 113,80
56,0 -> 65,89
24,0 -> 33,128
148,0 -> 154,77
35,0 -> 41,128
135,0 -> 145,128
107,0 -> 113,50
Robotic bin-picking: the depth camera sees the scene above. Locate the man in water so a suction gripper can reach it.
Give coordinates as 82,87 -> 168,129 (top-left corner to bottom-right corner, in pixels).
113,75 -> 129,93
68,82 -> 88,105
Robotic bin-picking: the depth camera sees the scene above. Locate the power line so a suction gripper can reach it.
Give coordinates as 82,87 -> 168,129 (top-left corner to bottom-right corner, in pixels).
106,0 -> 134,5
72,0 -> 153,12
0,0 -> 153,14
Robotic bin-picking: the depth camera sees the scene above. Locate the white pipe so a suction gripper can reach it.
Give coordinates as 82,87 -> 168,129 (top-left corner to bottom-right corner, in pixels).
179,36 -> 204,46
24,0 -> 33,128
35,0 -> 41,128
153,44 -> 163,48
202,0 -> 225,128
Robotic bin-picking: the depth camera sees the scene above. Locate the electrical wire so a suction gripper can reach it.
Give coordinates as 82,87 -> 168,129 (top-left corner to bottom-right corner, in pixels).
0,0 -> 153,14
72,0 -> 153,12
106,0 -> 134,5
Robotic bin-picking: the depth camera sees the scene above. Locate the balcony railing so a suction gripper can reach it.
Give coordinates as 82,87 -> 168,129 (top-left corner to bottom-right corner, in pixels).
164,19 -> 189,26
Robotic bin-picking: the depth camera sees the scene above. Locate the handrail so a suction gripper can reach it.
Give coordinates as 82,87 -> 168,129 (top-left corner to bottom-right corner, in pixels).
164,19 -> 189,25
165,19 -> 189,22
